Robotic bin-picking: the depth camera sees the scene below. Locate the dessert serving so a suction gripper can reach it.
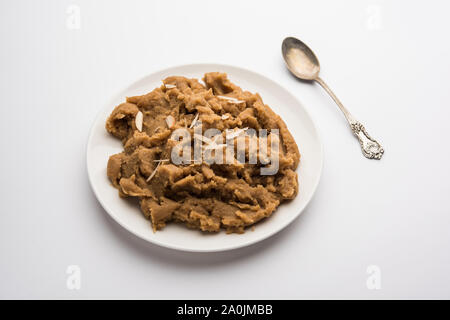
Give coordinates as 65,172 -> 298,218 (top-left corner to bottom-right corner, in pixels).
105,72 -> 300,233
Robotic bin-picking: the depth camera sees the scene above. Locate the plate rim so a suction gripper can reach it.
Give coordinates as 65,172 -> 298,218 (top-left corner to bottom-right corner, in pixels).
86,63 -> 323,252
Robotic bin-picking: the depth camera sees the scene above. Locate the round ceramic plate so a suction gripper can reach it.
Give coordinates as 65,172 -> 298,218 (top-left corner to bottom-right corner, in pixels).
87,64 -> 323,252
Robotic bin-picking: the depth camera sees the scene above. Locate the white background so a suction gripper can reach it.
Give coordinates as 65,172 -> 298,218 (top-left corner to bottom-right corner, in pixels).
1,0 -> 449,299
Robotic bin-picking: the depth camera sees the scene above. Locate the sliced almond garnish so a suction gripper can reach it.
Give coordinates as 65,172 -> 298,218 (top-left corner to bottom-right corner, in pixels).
226,127 -> 248,140
153,159 -> 170,163
164,83 -> 176,89
165,115 -> 175,128
221,114 -> 230,120
146,162 -> 161,182
154,126 -> 161,133
189,113 -> 199,128
135,111 -> 143,132
217,95 -> 245,104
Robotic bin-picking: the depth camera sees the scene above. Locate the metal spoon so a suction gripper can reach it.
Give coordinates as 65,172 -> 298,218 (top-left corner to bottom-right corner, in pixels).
282,37 -> 384,160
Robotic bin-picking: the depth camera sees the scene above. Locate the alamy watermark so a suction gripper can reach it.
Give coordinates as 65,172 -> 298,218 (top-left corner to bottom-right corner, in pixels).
366,265 -> 381,290
169,124 -> 280,175
66,5 -> 81,30
66,265 -> 81,290
366,5 -> 383,30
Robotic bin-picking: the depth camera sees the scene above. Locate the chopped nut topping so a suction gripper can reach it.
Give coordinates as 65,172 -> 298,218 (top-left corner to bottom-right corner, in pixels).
135,111 -> 143,132
226,127 -> 248,140
217,95 -> 245,104
165,115 -> 175,128
146,162 -> 161,182
189,113 -> 199,128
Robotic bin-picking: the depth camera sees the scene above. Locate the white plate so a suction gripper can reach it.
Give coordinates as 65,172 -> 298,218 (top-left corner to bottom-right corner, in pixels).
87,64 -> 323,252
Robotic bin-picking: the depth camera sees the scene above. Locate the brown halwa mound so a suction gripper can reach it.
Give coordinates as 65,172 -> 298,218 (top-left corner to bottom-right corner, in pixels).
106,72 -> 300,233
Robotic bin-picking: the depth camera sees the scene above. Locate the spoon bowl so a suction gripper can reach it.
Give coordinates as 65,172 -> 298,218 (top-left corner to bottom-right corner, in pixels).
282,37 -> 321,80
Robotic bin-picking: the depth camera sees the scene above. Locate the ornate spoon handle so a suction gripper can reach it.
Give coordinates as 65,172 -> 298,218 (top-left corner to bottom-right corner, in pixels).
349,121 -> 384,159
315,77 -> 384,160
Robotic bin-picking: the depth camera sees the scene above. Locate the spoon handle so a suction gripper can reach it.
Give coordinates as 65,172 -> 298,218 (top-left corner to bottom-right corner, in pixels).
315,77 -> 384,160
